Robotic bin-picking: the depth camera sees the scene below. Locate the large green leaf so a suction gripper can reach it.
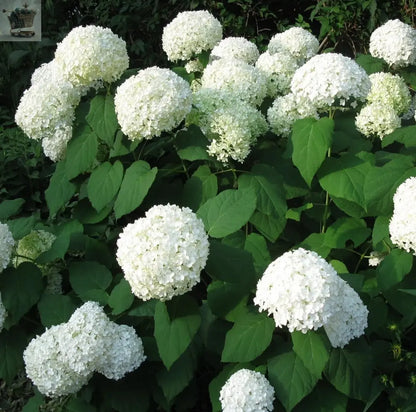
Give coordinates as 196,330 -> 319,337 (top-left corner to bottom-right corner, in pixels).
0,198 -> 25,220
292,331 -> 330,378
381,125 -> 416,148
291,117 -> 334,187
376,248 -> 413,291
37,294 -> 78,328
324,218 -> 370,249
197,188 -> 256,238
114,160 -> 157,219
0,263 -> 43,328
87,161 -> 124,212
108,278 -> 134,315
154,295 -> 201,370
355,54 -> 385,74
86,94 -> 119,146
0,326 -> 27,383
268,351 -> 319,411
175,125 -> 210,161
221,309 -> 275,362
45,162 -> 76,217
244,233 -> 272,275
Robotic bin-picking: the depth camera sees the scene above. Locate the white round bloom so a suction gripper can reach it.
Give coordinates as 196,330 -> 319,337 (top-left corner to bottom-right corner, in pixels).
184,58 -> 204,74
254,248 -> 341,333
54,25 -> 129,87
219,369 -> 275,412
370,19 -> 416,67
200,58 -> 267,106
210,37 -> 259,64
255,50 -> 299,97
116,204 -> 209,301
323,280 -> 368,348
268,27 -> 319,64
389,176 -> 416,254
267,93 -> 318,137
367,72 -> 411,115
368,251 -> 384,267
290,53 -> 371,111
97,323 -> 146,380
355,102 -> 401,139
162,10 -> 222,61
115,67 -> 192,141
41,125 -> 73,162
0,222 -> 14,272
191,88 -> 268,163
0,293 -> 7,332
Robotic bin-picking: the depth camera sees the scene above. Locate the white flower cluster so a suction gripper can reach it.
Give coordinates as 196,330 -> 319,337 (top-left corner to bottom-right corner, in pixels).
290,53 -> 371,111
191,88 -> 268,163
219,369 -> 275,412
162,10 -> 223,61
0,222 -> 14,272
116,204 -> 209,301
54,25 -> 129,87
114,67 -> 192,141
370,19 -> 416,67
14,229 -> 56,266
267,93 -> 318,137
255,51 -> 299,97
200,58 -> 267,106
268,27 -> 319,64
389,176 -> 416,254
210,37 -> 259,64
254,248 -> 368,347
368,251 -> 384,267
0,293 -> 7,332
24,301 -> 145,397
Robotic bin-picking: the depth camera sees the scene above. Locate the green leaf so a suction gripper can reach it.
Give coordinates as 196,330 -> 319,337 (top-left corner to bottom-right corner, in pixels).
175,125 -> 210,161
324,218 -> 370,249
382,125 -> 416,148
108,278 -> 134,315
73,199 -> 112,224
45,162 -> 76,216
325,346 -> 373,401
244,233 -> 271,275
377,248 -> 413,291
87,161 -> 124,212
197,188 -> 256,238
86,94 -> 118,145
0,327 -> 27,383
268,351 -> 319,411
114,160 -> 157,219
292,331 -> 330,378
154,295 -> 201,370
69,261 -> 112,304
372,216 -> 391,247
221,309 -> 275,362
292,117 -> 334,187
0,198 -> 25,220
6,215 -> 37,240
22,392 -> 44,412
0,263 -> 43,328
355,54 -> 385,74
299,233 -> 331,258
65,128 -> 98,180
36,233 -> 70,264
37,294 -> 78,327
64,398 -> 96,412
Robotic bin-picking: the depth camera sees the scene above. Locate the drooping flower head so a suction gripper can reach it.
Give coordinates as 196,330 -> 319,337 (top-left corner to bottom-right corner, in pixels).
116,204 -> 209,301
162,10 -> 222,61
114,67 -> 192,141
389,176 -> 416,254
54,25 -> 129,87
210,37 -> 259,64
0,222 -> 14,272
290,53 -> 371,111
219,369 -> 275,412
370,19 -> 416,67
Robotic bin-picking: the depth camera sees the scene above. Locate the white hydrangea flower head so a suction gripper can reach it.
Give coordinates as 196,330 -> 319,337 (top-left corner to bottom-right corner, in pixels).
291,53 -> 371,111
368,251 -> 384,267
54,25 -> 129,87
255,50 -> 299,97
0,293 -> 7,332
219,369 -> 275,412
254,248 -> 342,333
116,204 -> 209,301
97,323 -> 146,380
367,72 -> 411,115
200,58 -> 267,106
191,88 -> 268,163
268,27 -> 319,64
389,176 -> 416,254
355,102 -> 401,139
162,10 -> 223,61
14,229 -> 56,267
0,222 -> 14,272
24,323 -> 92,398
267,93 -> 319,137
41,125 -> 73,161
115,67 -> 192,141
210,37 -> 259,64
185,58 -> 204,74
324,280 -> 368,348
369,19 -> 416,67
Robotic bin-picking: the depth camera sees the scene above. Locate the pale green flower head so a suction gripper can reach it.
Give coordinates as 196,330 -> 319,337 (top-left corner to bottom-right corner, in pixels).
15,230 -> 56,267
